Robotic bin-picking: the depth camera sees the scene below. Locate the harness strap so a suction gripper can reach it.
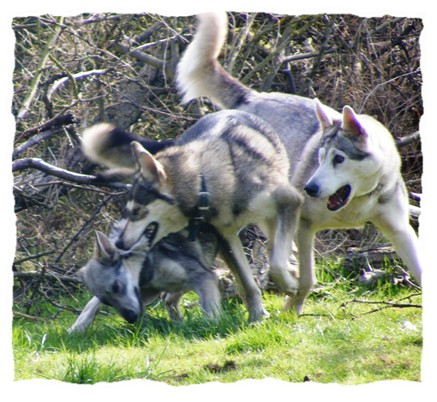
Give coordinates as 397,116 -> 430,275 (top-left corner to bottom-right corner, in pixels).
188,174 -> 210,241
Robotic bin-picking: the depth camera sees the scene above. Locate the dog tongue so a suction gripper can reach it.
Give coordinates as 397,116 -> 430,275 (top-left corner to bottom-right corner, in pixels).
327,185 -> 351,211
328,194 -> 342,211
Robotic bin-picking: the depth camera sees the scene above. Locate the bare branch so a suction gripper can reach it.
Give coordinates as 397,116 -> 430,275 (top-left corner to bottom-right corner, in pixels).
348,297 -> 422,315
13,158 -> 93,181
13,311 -> 49,321
281,49 -> 336,63
47,69 -> 110,101
396,131 -> 421,148
111,42 -> 164,69
12,157 -> 128,190
14,271 -> 80,284
17,16 -> 65,120
14,250 -> 55,265
134,21 -> 165,44
54,195 -> 113,263
359,71 -> 421,113
13,130 -> 58,159
15,112 -> 77,143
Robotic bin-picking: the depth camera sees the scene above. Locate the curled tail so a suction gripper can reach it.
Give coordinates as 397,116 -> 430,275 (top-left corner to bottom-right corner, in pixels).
176,12 -> 252,109
81,123 -> 173,169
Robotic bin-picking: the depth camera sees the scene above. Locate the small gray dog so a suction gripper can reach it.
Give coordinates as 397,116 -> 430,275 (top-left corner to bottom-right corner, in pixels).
68,221 -> 220,333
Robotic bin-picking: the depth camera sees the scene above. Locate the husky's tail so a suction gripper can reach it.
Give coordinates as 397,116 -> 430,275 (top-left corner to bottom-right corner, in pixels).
176,12 -> 252,109
81,123 -> 173,169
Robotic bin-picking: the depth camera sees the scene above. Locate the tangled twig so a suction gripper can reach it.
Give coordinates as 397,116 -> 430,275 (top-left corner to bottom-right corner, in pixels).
341,294 -> 422,317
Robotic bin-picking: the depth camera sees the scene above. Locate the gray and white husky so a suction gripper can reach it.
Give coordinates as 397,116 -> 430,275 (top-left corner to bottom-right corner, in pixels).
81,110 -> 303,322
69,220 -> 221,333
176,12 -> 423,314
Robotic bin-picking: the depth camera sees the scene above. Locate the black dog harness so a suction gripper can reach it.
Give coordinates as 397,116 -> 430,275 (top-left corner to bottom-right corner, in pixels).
187,174 -> 210,241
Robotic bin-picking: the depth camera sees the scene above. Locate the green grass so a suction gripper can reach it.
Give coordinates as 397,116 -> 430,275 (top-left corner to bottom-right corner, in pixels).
13,262 -> 422,385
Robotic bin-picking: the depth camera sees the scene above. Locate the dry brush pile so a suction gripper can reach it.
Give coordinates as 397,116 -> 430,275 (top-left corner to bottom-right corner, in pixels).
12,12 -> 422,315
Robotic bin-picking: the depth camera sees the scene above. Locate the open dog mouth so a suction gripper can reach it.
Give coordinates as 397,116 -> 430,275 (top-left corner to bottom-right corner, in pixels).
327,184 -> 351,211
143,222 -> 159,247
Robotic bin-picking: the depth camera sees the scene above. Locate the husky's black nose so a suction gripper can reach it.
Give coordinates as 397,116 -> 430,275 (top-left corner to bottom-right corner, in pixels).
304,182 -> 320,197
122,309 -> 139,323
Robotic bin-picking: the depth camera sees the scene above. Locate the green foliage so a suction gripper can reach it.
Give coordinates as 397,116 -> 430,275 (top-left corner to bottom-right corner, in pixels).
13,270 -> 422,385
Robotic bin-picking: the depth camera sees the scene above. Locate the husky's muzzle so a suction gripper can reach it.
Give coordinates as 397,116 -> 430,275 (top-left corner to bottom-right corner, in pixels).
121,308 -> 140,323
143,222 -> 159,247
119,286 -> 143,323
305,182 -> 352,211
116,222 -> 159,251
326,184 -> 351,211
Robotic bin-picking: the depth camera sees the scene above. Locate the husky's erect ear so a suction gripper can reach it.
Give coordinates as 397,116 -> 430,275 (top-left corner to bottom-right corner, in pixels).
342,106 -> 368,145
314,99 -> 333,132
94,231 -> 117,264
132,141 -> 167,184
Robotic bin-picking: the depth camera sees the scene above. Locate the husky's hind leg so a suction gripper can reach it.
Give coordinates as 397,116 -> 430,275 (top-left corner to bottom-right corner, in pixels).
194,275 -> 222,319
283,223 -> 317,315
263,215 -> 299,296
163,291 -> 184,321
264,186 -> 302,296
217,233 -> 266,322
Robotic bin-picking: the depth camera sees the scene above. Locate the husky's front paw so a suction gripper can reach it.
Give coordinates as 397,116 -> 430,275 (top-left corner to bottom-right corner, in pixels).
247,304 -> 268,323
270,267 -> 299,297
282,294 -> 306,315
67,324 -> 86,334
284,273 -> 299,296
269,248 -> 300,296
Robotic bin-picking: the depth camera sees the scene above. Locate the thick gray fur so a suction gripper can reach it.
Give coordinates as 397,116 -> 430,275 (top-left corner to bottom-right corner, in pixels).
68,222 -> 220,333
82,109 -> 303,322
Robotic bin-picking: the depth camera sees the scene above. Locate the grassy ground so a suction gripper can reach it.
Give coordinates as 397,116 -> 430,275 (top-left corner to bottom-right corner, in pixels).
13,262 -> 422,385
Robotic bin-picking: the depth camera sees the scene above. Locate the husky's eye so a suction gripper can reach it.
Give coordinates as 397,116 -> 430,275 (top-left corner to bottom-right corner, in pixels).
129,206 -> 148,221
112,281 -> 120,294
121,207 -> 129,218
333,154 -> 345,165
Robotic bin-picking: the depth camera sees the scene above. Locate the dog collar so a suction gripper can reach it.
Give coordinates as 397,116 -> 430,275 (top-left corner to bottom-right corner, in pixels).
187,174 -> 210,241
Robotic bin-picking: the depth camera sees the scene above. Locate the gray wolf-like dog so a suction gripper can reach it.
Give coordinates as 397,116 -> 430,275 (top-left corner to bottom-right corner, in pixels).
69,220 -> 220,333
81,110 -> 303,322
176,12 -> 422,314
